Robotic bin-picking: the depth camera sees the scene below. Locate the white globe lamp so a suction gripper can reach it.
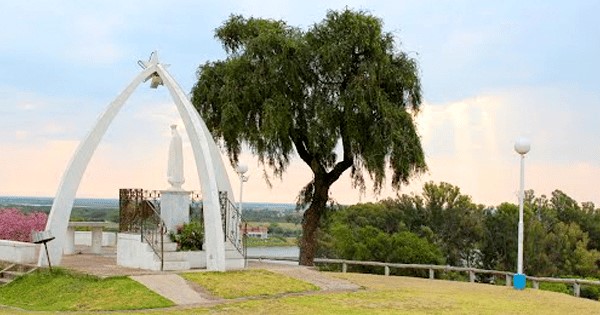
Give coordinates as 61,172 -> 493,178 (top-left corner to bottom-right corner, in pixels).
236,163 -> 249,175
235,163 -> 249,215
514,138 -> 530,155
513,137 -> 530,290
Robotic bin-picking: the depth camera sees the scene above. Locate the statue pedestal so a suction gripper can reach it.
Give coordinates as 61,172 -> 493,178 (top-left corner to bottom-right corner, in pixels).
160,189 -> 191,232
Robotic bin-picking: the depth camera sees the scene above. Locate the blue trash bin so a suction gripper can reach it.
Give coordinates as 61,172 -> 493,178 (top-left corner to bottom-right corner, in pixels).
513,273 -> 526,290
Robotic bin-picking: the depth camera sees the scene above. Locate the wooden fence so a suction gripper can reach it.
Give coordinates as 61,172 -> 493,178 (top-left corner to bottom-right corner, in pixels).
313,258 -> 600,298
247,256 -> 600,298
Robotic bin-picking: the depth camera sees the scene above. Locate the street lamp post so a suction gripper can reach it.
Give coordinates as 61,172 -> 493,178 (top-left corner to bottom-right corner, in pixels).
235,163 -> 249,214
514,138 -> 530,290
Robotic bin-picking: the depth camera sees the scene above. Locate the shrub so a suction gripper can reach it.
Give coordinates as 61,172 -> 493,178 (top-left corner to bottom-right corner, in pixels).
580,284 -> 600,301
169,221 -> 204,251
0,208 -> 47,242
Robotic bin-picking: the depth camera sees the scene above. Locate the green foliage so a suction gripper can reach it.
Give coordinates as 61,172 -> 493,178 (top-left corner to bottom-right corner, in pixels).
381,182 -> 485,267
481,203 -> 518,272
538,282 -> 571,295
318,202 -> 444,275
246,236 -> 297,247
243,209 -> 302,224
316,181 -> 600,290
0,268 -> 173,311
267,222 -> 301,237
170,221 -> 204,251
4,204 -> 119,223
580,283 -> 600,301
193,10 -> 425,187
192,9 -> 426,263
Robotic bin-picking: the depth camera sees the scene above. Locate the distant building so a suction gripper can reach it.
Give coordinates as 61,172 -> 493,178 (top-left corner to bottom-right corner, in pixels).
242,226 -> 268,239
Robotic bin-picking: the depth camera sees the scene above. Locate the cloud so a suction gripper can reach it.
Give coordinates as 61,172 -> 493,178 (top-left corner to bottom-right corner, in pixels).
0,140 -> 78,196
2,1 -> 600,208
319,86 -> 600,206
63,15 -> 126,64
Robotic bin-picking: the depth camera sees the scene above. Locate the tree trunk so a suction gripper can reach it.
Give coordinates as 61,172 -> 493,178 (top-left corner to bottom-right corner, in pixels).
299,179 -> 330,265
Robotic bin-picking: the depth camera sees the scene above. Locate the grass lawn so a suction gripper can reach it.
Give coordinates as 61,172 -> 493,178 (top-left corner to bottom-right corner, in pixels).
245,236 -> 297,247
0,268 -> 173,311
180,269 -> 318,299
2,270 -> 599,314
178,273 -> 600,315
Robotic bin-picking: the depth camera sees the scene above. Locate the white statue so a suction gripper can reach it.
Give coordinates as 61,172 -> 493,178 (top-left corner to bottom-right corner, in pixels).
167,124 -> 185,189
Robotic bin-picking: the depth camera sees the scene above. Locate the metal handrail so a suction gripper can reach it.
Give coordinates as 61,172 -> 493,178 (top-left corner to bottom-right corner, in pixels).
141,199 -> 167,271
119,188 -> 247,269
119,188 -> 166,271
218,191 -> 247,262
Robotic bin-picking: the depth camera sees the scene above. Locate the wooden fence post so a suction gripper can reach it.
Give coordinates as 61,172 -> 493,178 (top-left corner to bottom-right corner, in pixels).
574,283 -> 581,297
384,265 -> 390,276
532,280 -> 539,289
469,270 -> 476,283
342,262 -> 347,273
505,274 -> 512,287
429,269 -> 435,280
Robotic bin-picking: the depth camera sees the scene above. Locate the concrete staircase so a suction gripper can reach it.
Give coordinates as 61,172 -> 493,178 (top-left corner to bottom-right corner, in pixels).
146,239 -> 190,271
153,239 -> 245,270
225,240 -> 246,270
0,263 -> 37,286
117,233 -> 245,271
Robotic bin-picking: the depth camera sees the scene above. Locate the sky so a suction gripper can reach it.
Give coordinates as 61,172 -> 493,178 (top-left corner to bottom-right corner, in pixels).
1,1 -> 600,207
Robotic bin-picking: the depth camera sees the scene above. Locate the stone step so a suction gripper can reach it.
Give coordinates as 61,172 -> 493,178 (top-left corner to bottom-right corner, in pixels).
225,257 -> 246,270
225,249 -> 243,260
155,260 -> 190,271
162,251 -> 189,262
8,264 -> 36,273
0,277 -> 11,286
224,240 -> 243,251
145,241 -> 178,253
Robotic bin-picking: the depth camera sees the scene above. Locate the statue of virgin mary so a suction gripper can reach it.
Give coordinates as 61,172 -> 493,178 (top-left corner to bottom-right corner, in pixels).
167,124 -> 185,189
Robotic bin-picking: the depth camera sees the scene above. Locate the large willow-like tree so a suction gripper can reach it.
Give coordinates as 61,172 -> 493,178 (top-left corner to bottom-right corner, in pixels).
192,9 -> 426,265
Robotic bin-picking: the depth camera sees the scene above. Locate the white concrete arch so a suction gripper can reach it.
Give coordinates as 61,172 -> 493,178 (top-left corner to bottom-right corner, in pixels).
39,52 -> 230,271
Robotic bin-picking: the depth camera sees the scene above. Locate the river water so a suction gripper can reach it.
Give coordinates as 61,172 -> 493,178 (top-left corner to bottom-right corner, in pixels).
246,246 -> 299,258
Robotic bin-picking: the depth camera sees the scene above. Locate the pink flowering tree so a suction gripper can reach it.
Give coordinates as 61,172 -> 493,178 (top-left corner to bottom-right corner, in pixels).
0,208 -> 48,242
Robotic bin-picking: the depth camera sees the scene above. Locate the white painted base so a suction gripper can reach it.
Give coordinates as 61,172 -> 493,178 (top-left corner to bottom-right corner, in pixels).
225,241 -> 245,270
117,233 -> 198,271
160,189 -> 191,233
116,233 -> 243,271
186,250 -> 207,269
117,233 -> 158,270
73,231 -> 117,247
0,240 -> 38,264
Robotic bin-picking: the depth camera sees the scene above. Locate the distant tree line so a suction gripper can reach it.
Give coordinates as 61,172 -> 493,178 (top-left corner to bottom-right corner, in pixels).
243,210 -> 302,225
4,205 -> 119,223
317,182 -> 600,282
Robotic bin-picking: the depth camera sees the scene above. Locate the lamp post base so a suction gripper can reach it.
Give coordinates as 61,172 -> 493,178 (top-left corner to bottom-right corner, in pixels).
513,273 -> 526,290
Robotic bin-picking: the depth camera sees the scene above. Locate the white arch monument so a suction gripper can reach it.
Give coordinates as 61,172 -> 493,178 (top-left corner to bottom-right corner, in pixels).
38,51 -> 233,271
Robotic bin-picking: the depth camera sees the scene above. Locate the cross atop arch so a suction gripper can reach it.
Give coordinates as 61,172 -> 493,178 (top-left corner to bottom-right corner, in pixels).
39,52 -> 232,271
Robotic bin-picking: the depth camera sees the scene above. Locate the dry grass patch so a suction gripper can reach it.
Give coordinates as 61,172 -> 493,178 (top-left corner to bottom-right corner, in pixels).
330,272 -> 600,314
180,269 -> 318,299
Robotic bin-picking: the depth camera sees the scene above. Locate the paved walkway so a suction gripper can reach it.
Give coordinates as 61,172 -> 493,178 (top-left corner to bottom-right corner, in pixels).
61,246 -> 160,277
130,274 -> 214,305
